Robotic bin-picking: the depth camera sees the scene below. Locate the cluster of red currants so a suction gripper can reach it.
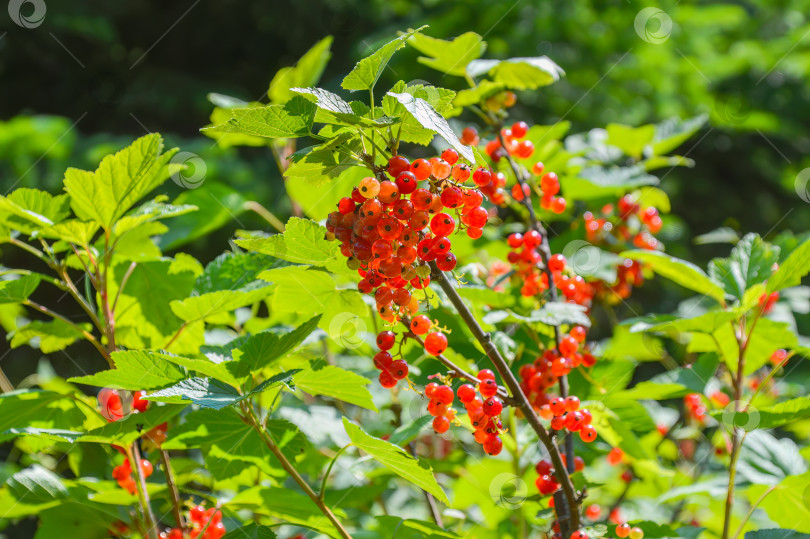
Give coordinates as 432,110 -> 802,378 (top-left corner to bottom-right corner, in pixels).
325,152 -> 495,388
536,453 -> 584,500
538,395 -> 597,442
585,195 -> 662,248
484,121 -> 535,161
159,505 -> 226,539
111,457 -> 153,495
518,326 -> 594,407
424,382 -> 456,434
684,393 -> 708,422
456,369 -> 505,455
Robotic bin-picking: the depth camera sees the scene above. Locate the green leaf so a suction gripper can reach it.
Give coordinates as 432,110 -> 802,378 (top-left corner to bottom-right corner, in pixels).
746,531 -> 810,539
228,486 -> 344,536
157,181 -> 247,250
0,274 -> 41,304
258,265 -> 366,339
10,319 -> 90,353
621,250 -> 726,304
374,516 -> 462,538
453,79 -> 507,107
343,418 -> 448,504
467,56 -> 564,89
158,354 -> 240,388
0,188 -> 71,234
162,408 -> 272,480
747,473 -> 810,532
767,237 -> 810,293
737,430 -> 807,485
203,96 -> 317,139
693,227 -> 741,246
69,350 -> 187,390
170,282 -> 274,322
652,115 -> 708,155
622,354 -> 718,400
386,92 -> 474,162
606,123 -> 655,159
194,251 -> 278,294
483,303 -> 590,327
228,315 -> 321,381
268,36 -> 333,105
284,141 -> 363,186
293,87 -> 398,128
743,397 -> 810,429
235,217 -> 339,267
78,403 -> 186,445
146,370 -> 299,410
0,465 -> 69,517
566,165 -> 659,200
709,233 -> 779,300
382,82 -> 457,146
63,134 -> 180,229
407,32 -> 486,77
341,27 -> 424,92
36,219 -> 99,246
295,363 -> 377,411
109,257 -> 200,353
112,199 -> 197,237
0,390 -> 89,435
223,524 -> 278,539
388,416 -> 432,447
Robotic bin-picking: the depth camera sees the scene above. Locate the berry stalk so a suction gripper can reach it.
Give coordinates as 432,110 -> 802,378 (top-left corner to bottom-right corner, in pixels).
428,261 -> 580,534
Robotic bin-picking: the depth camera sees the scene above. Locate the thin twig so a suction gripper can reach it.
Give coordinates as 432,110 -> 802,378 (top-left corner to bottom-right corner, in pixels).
128,443 -> 159,539
242,404 -> 354,539
23,300 -> 112,366
428,262 -> 579,534
159,449 -> 186,531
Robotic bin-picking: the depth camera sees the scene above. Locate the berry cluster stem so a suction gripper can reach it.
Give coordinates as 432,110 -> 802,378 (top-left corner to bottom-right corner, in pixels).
428,262 -> 579,534
242,405 -> 354,539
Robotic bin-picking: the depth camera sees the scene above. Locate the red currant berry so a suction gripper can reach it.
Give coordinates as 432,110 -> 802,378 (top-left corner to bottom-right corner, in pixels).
616,524 -> 631,538
132,391 -> 149,413
482,397 -> 503,417
571,531 -> 589,539
424,332 -> 448,356
479,378 -> 498,398
478,369 -> 495,381
434,385 -> 454,405
564,395 -> 580,412
472,167 -> 492,187
379,370 -> 397,388
536,459 -> 553,475
549,397 -> 566,416
432,415 -> 450,433
388,156 -> 410,177
441,148 -> 459,164
410,159 -> 433,180
607,447 -> 624,466
436,253 -> 457,271
511,121 -> 528,138
395,171 -> 418,195
388,359 -> 409,380
457,384 -> 476,403
483,434 -> 503,455
548,254 -> 566,272
579,424 -> 597,442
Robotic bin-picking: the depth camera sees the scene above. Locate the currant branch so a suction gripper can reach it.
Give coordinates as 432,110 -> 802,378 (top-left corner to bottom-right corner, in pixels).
428,261 -> 580,534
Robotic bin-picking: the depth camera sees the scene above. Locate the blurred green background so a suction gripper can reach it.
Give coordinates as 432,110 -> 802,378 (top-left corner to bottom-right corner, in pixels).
2,0 -> 809,376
